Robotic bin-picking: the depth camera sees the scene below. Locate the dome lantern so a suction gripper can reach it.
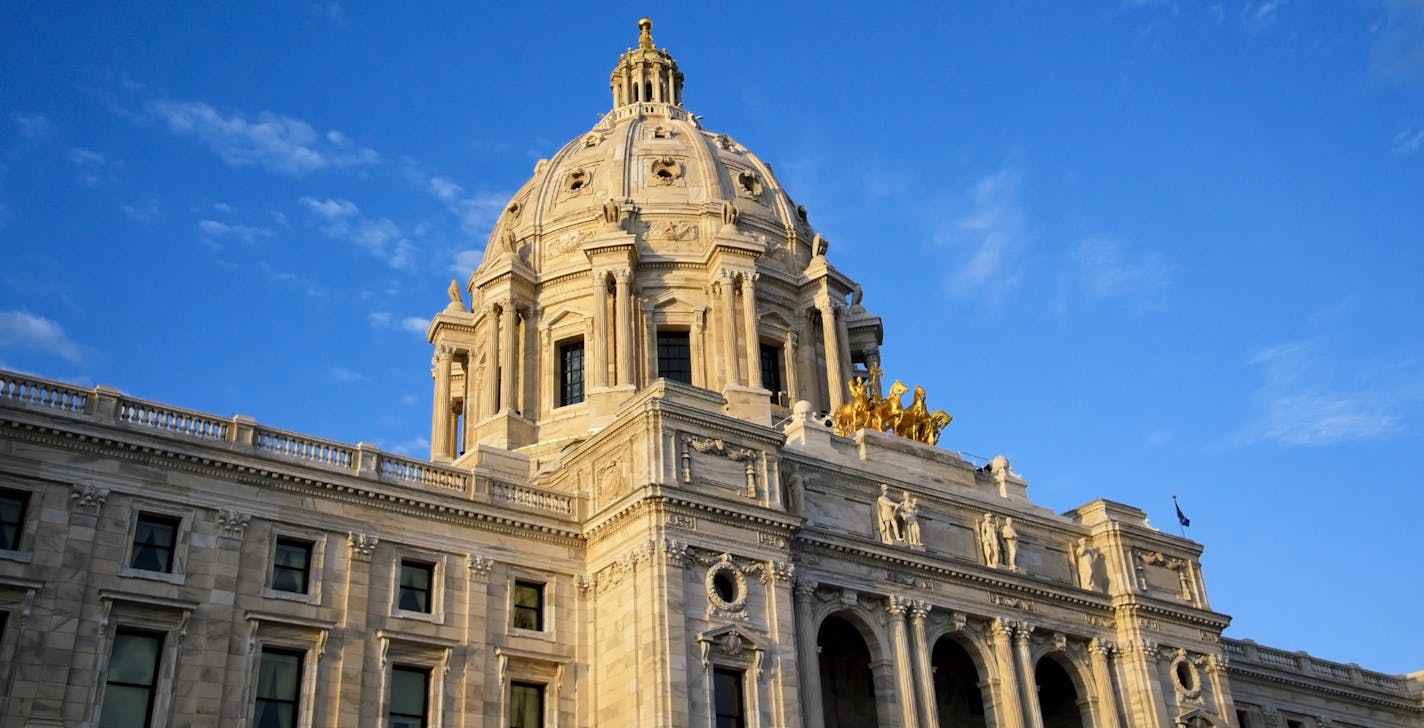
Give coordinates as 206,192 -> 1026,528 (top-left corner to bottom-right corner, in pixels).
610,18 -> 684,108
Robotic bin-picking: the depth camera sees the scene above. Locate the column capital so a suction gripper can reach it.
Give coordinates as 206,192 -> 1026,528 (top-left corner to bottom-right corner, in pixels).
908,600 -> 931,622
990,617 -> 1019,639
1089,637 -> 1118,657
886,594 -> 909,616
1012,622 -> 1035,645
742,270 -> 761,286
793,577 -> 819,601
613,267 -> 633,284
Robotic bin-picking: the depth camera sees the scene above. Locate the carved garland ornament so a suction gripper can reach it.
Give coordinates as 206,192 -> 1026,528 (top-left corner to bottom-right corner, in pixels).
679,434 -> 759,496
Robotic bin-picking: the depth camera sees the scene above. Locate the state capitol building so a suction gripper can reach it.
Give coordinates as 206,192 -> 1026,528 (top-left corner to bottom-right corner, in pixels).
0,18 -> 1419,728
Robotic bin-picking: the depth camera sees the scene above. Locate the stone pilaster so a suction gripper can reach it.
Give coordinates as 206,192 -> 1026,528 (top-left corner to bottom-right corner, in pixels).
484,302 -> 500,415
614,269 -> 633,386
742,272 -> 762,390
590,271 -> 608,388
334,532 -> 377,725
818,302 -> 844,411
718,270 -> 739,387
499,300 -> 518,412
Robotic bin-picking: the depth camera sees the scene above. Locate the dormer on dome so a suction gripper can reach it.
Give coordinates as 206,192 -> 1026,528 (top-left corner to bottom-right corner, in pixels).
425,19 -> 884,463
610,18 -> 684,108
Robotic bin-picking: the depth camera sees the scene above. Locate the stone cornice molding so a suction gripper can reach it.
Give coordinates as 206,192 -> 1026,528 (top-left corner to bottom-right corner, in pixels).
0,417 -> 585,548
1225,665 -> 1423,712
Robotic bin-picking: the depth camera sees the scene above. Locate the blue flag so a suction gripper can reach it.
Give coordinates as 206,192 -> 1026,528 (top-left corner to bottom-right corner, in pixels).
1175,500 -> 1191,528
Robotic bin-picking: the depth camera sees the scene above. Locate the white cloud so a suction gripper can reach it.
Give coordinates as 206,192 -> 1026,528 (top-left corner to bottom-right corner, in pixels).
368,311 -> 392,327
386,435 -> 430,456
1392,124 -> 1424,154
197,219 -> 274,247
934,166 -> 1027,303
1066,237 -> 1174,311
1237,341 -> 1421,446
299,197 -> 415,270
67,147 -> 120,187
11,112 -> 54,140
145,100 -> 378,176
329,366 -> 368,383
212,202 -> 235,214
1373,0 -> 1424,82
450,249 -> 483,275
0,310 -> 87,364
401,316 -> 430,334
121,203 -> 162,223
1243,0 -> 1288,29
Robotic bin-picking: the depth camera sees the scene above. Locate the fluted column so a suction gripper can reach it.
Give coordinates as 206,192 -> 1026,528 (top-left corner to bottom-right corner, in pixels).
818,302 -> 845,410
1205,654 -> 1232,727
499,299 -> 517,413
462,349 -> 478,453
990,619 -> 1026,728
590,271 -> 607,388
835,302 -> 853,389
1012,623 -> 1043,728
484,303 -> 500,415
1089,639 -> 1122,728
430,344 -> 454,460
719,270 -> 739,387
614,269 -> 633,386
642,305 -> 656,383
908,601 -> 938,728
784,331 -> 799,403
797,310 -> 819,408
742,272 -> 762,389
794,579 -> 824,728
886,596 -> 919,728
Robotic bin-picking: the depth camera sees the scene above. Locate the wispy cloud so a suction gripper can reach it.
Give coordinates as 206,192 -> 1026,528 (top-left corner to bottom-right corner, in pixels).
329,366 -> 367,383
1373,0 -> 1424,82
300,196 -> 415,269
1236,340 -> 1423,446
425,173 -> 507,235
0,310 -> 87,364
143,99 -> 378,176
322,2 -> 348,24
1242,0 -> 1288,29
197,219 -> 275,248
1392,124 -> 1424,154
121,203 -> 163,223
11,112 -> 54,140
450,249 -> 482,275
401,316 -> 429,334
1064,236 -> 1175,312
368,311 -> 392,328
67,147 -> 121,187
933,166 -> 1027,304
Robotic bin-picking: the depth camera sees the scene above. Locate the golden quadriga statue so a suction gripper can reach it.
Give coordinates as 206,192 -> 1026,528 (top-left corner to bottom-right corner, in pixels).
832,366 -> 952,445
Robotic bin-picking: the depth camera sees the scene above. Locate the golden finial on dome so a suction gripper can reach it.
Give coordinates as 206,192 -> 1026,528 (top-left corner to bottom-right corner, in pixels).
637,17 -> 654,50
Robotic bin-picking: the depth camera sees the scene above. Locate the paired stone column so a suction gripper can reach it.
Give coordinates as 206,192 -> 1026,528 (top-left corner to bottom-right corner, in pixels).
1089,639 -> 1123,728
989,619 -> 1026,728
499,300 -> 517,413
1012,623 -> 1044,728
462,349 -> 478,453
590,271 -> 608,388
818,302 -> 844,410
741,272 -> 762,389
430,344 -> 454,460
484,302 -> 500,415
908,601 -> 939,728
642,306 -> 657,383
614,269 -> 633,386
784,330 -> 799,403
719,270 -> 739,387
886,596 -> 919,728
835,303 -> 853,389
793,579 -> 825,728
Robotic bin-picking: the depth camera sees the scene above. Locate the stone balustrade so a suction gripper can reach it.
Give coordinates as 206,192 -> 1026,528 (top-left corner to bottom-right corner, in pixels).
1223,638 -> 1408,696
0,369 -> 576,519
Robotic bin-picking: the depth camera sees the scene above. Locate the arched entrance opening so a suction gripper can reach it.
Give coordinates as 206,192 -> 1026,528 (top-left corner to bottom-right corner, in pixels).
932,637 -> 986,727
1035,657 -> 1086,728
818,614 -> 880,728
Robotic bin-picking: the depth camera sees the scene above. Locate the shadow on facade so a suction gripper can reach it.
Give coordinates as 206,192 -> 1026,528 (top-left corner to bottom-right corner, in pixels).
818,615 -> 880,727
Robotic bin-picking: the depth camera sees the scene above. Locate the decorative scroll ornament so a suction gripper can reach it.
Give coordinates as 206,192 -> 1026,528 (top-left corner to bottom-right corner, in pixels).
831,365 -> 952,445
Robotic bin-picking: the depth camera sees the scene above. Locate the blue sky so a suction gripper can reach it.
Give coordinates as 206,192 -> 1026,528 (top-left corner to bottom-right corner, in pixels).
2,2 -> 1422,675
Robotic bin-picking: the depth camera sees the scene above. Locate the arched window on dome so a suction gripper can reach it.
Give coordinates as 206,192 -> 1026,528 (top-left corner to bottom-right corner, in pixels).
644,81 -> 653,103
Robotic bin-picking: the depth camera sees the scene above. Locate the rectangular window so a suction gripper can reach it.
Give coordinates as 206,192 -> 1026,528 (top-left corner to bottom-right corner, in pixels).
270,538 -> 313,594
713,668 -> 746,728
398,561 -> 434,613
558,340 -> 585,407
0,488 -> 27,550
98,628 -> 164,728
511,581 -> 544,631
254,647 -> 304,728
131,514 -> 180,573
656,330 -> 692,385
759,343 -> 783,403
388,666 -> 430,728
509,681 -> 545,728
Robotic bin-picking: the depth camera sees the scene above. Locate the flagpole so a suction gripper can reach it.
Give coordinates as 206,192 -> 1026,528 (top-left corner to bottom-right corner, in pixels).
1172,494 -> 1187,537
